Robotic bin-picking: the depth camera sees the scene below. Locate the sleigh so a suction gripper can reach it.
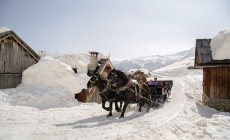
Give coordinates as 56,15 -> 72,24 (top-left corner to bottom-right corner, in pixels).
147,80 -> 173,106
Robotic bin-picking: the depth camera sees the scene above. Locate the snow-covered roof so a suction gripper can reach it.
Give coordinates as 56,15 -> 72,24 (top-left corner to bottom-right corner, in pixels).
194,38 -> 230,66
211,29 -> 230,60
0,27 -> 11,38
127,68 -> 149,75
0,27 -> 11,33
56,54 -> 89,74
21,56 -> 90,94
95,58 -> 114,75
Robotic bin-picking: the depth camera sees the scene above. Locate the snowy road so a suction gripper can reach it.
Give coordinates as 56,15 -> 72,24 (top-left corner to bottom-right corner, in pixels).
1,77 -> 230,140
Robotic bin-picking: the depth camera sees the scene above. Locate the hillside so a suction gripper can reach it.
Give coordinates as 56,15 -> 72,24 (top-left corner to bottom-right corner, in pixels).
152,57 -> 202,77
113,47 -> 195,72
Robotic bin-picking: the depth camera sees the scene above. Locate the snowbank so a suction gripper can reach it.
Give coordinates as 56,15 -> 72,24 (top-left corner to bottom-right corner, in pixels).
211,29 -> 230,60
56,54 -> 89,74
1,86 -> 79,109
0,56 -> 90,109
21,56 -> 90,94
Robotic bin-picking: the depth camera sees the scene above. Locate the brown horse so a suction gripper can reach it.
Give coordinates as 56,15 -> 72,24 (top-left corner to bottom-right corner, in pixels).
107,69 -> 152,118
87,74 -> 122,117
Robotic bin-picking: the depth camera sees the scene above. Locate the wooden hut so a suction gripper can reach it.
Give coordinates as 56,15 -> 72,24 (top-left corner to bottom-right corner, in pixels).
0,27 -> 40,89
194,39 -> 230,111
75,52 -> 114,103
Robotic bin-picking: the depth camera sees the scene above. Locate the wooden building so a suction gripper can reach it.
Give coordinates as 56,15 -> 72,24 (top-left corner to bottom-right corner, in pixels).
194,39 -> 230,111
75,52 -> 114,103
0,27 -> 40,89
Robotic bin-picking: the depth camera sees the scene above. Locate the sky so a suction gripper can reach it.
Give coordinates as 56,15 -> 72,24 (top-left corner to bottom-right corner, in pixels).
0,0 -> 230,59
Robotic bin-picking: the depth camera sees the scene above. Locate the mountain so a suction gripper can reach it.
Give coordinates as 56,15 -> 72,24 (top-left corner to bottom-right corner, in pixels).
112,47 -> 195,72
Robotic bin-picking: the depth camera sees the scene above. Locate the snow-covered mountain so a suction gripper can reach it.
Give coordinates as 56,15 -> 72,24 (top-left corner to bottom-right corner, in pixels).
112,47 -> 195,72
152,57 -> 202,77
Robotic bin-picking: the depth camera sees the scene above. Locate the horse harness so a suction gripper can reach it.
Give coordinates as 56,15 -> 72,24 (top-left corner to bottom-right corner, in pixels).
111,80 -> 149,101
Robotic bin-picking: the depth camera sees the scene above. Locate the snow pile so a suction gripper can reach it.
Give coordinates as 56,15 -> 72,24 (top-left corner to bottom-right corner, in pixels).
56,54 -> 89,74
0,56 -> 90,109
0,27 -> 11,33
1,86 -> 79,109
21,56 -> 89,93
211,29 -> 230,60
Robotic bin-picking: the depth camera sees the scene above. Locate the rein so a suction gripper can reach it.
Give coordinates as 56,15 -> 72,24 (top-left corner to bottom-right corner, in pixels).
111,80 -> 153,102
97,80 -> 116,102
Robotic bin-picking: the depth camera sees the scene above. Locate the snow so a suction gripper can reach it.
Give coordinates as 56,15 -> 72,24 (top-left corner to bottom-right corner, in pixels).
0,56 -> 90,109
211,29 -> 230,60
0,27 -> 11,33
113,47 -> 195,72
0,53 -> 230,140
153,57 -> 202,77
56,54 -> 89,74
55,53 -> 110,74
21,56 -> 89,94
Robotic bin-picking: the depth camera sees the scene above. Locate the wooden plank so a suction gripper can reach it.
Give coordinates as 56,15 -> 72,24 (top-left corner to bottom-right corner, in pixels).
210,67 -> 215,99
11,35 -> 39,62
227,68 -> 230,99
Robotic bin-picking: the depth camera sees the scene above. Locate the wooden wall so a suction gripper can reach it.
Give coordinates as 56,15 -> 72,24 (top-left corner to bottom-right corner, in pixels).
75,87 -> 102,103
203,67 -> 230,99
0,37 -> 37,89
88,87 -> 102,103
0,74 -> 22,88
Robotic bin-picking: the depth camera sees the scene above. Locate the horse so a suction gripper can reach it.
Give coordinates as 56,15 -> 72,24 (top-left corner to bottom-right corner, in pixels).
87,74 -> 122,117
107,69 -> 152,118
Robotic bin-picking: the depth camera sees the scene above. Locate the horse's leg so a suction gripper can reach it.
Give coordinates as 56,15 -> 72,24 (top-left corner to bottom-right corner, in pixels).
138,99 -> 145,112
146,99 -> 151,112
102,100 -> 110,111
119,100 -> 129,118
144,95 -> 152,112
107,102 -> 113,117
138,102 -> 141,112
115,101 -> 121,112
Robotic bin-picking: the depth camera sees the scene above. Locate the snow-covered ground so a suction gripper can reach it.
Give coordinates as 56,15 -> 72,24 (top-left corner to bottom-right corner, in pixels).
0,56 -> 230,140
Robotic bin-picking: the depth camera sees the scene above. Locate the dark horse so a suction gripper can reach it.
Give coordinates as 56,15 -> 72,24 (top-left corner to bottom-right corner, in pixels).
87,74 -> 122,117
107,69 -> 152,118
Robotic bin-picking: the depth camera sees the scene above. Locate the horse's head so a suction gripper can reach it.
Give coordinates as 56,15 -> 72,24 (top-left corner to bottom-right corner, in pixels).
108,69 -> 118,84
87,74 -> 100,89
108,69 -> 129,88
87,74 -> 109,89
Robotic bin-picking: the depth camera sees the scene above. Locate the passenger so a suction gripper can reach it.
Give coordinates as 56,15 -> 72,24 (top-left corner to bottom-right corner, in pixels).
157,81 -> 163,96
152,78 -> 158,87
147,80 -> 153,85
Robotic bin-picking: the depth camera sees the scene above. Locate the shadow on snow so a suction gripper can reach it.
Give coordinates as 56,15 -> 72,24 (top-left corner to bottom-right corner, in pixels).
54,105 -> 152,129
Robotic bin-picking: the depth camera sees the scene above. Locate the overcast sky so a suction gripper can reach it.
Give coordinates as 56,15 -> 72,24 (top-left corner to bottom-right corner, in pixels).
0,0 -> 230,59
